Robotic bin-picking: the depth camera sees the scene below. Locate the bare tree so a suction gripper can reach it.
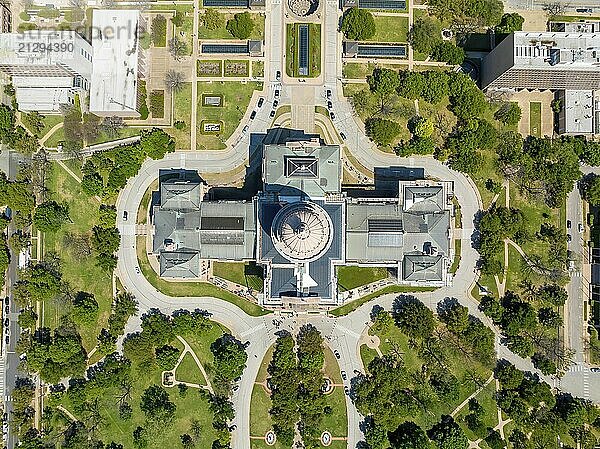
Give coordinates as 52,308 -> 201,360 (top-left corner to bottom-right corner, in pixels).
100,116 -> 125,139
168,37 -> 188,61
164,70 -> 186,93
543,2 -> 569,17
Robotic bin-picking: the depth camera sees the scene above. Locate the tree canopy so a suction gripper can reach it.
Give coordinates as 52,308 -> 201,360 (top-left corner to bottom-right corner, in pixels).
341,7 -> 376,40
226,12 -> 255,39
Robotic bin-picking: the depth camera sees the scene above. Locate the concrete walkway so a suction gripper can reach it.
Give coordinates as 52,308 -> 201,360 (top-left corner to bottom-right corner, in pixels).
173,335 -> 213,393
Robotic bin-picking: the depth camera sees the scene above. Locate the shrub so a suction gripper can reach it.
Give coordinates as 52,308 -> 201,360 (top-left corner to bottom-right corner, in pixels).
149,91 -> 165,119
151,15 -> 167,47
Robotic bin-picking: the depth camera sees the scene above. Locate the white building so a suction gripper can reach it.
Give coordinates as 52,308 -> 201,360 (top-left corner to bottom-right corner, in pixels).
89,9 -> 141,117
0,30 -> 92,112
557,90 -> 596,135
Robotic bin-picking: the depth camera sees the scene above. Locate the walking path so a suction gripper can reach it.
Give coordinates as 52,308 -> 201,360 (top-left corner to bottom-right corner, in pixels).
450,374 -> 494,418
173,335 -> 213,393
39,122 -> 63,147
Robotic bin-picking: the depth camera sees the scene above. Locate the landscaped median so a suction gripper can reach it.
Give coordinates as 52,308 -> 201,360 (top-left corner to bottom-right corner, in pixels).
136,236 -> 270,316
285,23 -> 321,78
329,285 -> 438,316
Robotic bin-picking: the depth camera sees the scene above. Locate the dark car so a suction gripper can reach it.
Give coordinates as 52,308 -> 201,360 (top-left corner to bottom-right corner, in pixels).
340,132 -> 346,140
567,220 -> 571,229
123,211 -> 128,221
276,70 -> 281,81
270,110 -> 276,118
329,111 -> 336,120
5,335 -> 9,345
4,297 -> 8,306
344,385 -> 349,395
326,89 -> 332,99
274,89 -> 280,98
341,370 -> 347,381
273,99 -> 279,108
327,101 -> 332,109
567,234 -> 572,242
5,304 -> 9,314
257,97 -> 264,108
3,318 -> 8,327
334,350 -> 340,359
250,110 -> 256,120
576,8 -> 593,13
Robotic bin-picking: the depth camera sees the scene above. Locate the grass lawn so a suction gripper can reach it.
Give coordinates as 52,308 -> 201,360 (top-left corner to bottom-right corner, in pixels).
224,59 -> 250,77
286,23 -> 321,78
212,261 -> 264,291
175,352 -> 207,385
136,236 -> 270,316
455,381 -> 498,448
530,101 -> 542,137
196,81 -> 261,150
450,239 -> 461,274
329,285 -> 437,316
43,163 -> 112,351
137,179 -> 158,225
336,266 -> 389,292
29,114 -> 63,138
342,62 -> 406,79
44,127 -> 65,148
252,61 -> 264,77
360,344 -> 378,368
198,12 -> 265,40
368,16 -> 409,42
56,325 -> 224,448
322,387 -> 348,437
171,82 -> 193,151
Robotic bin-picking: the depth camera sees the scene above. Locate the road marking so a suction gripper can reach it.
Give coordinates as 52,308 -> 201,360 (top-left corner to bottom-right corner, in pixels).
240,323 -> 266,338
336,324 -> 360,339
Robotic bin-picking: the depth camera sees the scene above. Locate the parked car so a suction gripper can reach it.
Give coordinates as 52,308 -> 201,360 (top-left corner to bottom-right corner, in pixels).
250,110 -> 256,120
340,132 -> 347,140
326,89 -> 332,99
567,220 -> 571,229
327,101 -> 332,109
276,70 -> 281,81
334,350 -> 340,359
123,211 -> 128,221
273,99 -> 279,108
5,335 -> 9,345
591,367 -> 600,372
5,305 -> 9,314
135,266 -> 140,274
270,110 -> 276,118
4,297 -> 8,306
242,125 -> 249,134
257,97 -> 264,108
579,223 -> 584,232
3,318 -> 8,328
341,370 -> 347,381
576,8 -> 593,13
567,234 -> 572,242
329,111 -> 336,120
344,385 -> 349,395
274,90 -> 280,98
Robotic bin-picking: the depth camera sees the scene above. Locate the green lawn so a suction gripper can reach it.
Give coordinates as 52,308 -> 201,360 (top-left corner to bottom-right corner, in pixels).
224,59 -> 250,77
530,101 -> 542,137
171,82 -> 193,151
455,381 -> 498,449
337,266 -> 389,292
342,62 -> 406,79
360,344 -> 378,368
56,325 -> 224,449
368,16 -> 409,42
329,285 -> 437,316
198,12 -> 265,40
175,352 -> 207,386
44,127 -> 65,148
37,114 -> 63,137
252,61 -> 264,77
136,236 -> 270,316
321,387 -> 348,437
196,81 -> 261,150
286,23 -> 321,78
43,163 -> 112,351
450,239 -> 461,274
212,261 -> 264,291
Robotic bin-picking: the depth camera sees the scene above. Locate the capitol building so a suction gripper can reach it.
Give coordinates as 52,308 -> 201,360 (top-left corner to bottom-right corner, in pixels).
152,140 -> 454,307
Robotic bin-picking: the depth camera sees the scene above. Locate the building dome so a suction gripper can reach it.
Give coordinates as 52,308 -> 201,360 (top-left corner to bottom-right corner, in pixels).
271,201 -> 333,262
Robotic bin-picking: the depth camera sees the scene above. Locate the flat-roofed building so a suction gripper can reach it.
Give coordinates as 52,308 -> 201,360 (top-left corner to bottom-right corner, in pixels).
482,32 -> 600,91
0,30 -> 92,112
90,9 -> 140,117
557,90 -> 596,135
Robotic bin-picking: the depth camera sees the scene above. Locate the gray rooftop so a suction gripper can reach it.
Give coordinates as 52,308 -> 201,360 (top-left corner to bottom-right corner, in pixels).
403,254 -> 443,282
160,180 -> 203,210
263,144 -> 341,198
402,185 -> 444,213
558,90 -> 594,134
160,252 -> 200,278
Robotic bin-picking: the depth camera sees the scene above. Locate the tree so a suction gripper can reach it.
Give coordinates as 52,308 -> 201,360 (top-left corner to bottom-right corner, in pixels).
365,117 -> 401,146
438,302 -> 469,334
422,71 -> 449,104
397,71 -> 425,99
341,7 -> 376,40
33,201 -> 70,232
410,116 -> 434,138
171,10 -> 185,27
164,70 -> 186,93
538,284 -> 567,306
155,345 -> 180,371
168,37 -> 188,60
226,12 -> 254,39
409,17 -> 442,55
23,111 -> 45,136
495,13 -> 524,33
140,385 -> 176,421
581,174 -> 600,206
393,296 -> 435,339
389,421 -> 431,449
181,434 -> 195,449
431,42 -> 465,65
210,334 -> 248,383
81,172 -> 104,196
201,9 -> 223,30
140,128 -> 175,160
428,415 -> 468,449
495,102 -> 522,126
151,14 -> 167,46
72,291 -> 99,325
141,309 -> 174,346
100,116 -> 125,139
494,360 -> 524,390
368,68 -> 400,96
18,308 -> 38,329
538,307 -> 562,328
396,136 -> 435,157
532,352 -> 557,375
